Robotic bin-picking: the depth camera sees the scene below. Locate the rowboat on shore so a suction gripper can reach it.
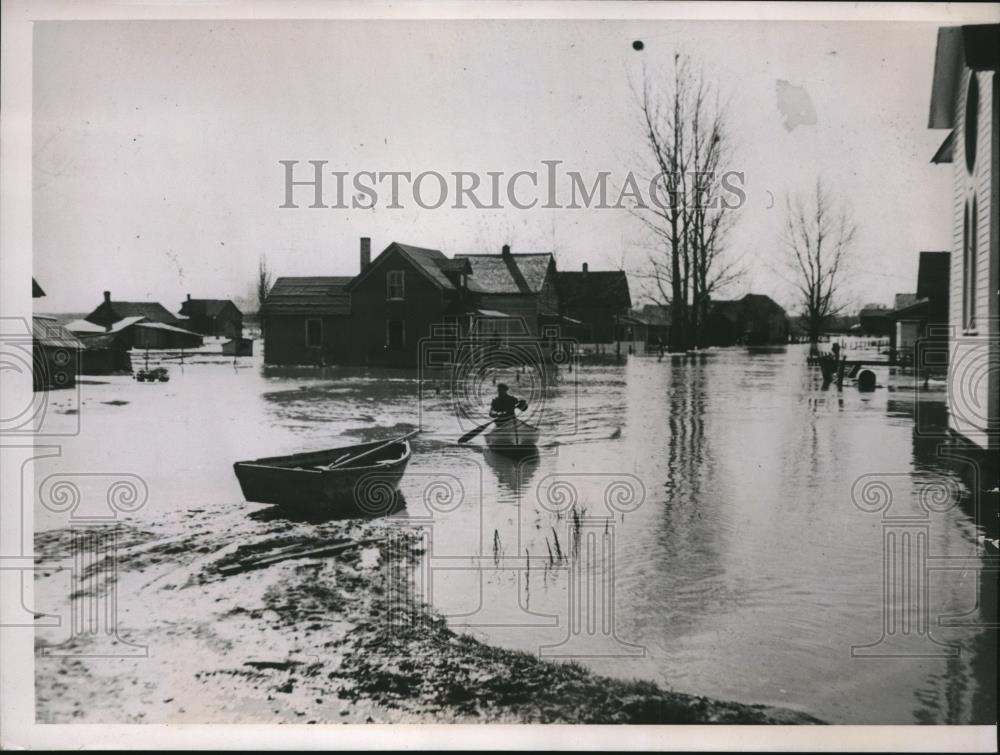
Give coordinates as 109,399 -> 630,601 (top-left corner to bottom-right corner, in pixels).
484,418 -> 540,454
233,434 -> 413,517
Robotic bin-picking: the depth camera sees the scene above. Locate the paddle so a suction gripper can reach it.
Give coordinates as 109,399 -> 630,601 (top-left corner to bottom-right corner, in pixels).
325,429 -> 420,470
457,401 -> 528,445
457,418 -> 499,445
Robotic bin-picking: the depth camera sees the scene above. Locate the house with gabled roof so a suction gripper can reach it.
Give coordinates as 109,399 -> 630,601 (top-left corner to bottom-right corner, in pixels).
454,244 -> 561,338
705,294 -> 789,346
259,275 -> 353,365
346,240 -> 481,367
555,263 -> 632,345
179,296 -> 243,338
84,291 -> 179,328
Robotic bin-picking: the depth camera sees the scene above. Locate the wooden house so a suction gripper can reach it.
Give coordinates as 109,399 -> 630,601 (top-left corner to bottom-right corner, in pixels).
706,294 -> 789,346
626,304 -> 672,352
68,314 -> 203,351
84,291 -> 179,328
857,305 -> 893,337
454,246 -> 560,339
346,241 -> 478,368
928,23 -> 999,452
259,275 -> 352,365
179,296 -> 244,338
554,263 -> 632,345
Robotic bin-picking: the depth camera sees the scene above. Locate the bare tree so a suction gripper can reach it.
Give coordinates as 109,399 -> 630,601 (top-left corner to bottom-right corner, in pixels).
782,178 -> 856,346
257,254 -> 272,312
631,53 -> 741,351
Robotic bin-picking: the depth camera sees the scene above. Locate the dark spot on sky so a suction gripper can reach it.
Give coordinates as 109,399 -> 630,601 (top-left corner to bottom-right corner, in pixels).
632,40 -> 644,51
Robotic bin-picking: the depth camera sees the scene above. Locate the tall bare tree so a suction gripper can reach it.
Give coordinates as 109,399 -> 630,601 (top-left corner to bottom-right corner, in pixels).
782,178 -> 856,345
257,255 -> 272,312
632,53 -> 741,351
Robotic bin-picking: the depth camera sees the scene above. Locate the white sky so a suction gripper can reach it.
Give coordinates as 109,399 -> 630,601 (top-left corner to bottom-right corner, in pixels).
33,19 -> 953,313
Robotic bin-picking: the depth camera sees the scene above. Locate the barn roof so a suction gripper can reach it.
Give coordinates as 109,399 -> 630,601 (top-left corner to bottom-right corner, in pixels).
87,301 -> 178,324
710,294 -> 786,321
32,316 -> 84,349
260,276 -> 352,316
66,315 -> 146,334
455,253 -> 554,294
134,322 -> 204,336
858,306 -> 891,319
555,270 -> 631,309
180,298 -> 241,317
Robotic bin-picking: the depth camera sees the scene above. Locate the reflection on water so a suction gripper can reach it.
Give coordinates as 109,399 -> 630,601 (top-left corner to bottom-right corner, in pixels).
482,448 -> 541,495
36,346 -> 996,723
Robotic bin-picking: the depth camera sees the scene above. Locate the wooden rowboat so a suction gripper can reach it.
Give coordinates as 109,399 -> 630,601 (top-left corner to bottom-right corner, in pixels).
233,436 -> 412,517
484,418 -> 540,454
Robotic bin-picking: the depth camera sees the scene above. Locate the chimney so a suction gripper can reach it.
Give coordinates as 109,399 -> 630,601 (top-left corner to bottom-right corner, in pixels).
582,262 -> 589,274
501,244 -> 511,257
360,237 -> 371,271
186,293 -> 191,301
103,290 -> 111,304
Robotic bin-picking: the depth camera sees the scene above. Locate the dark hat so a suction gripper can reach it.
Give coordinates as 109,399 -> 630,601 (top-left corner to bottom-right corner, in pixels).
497,383 -> 509,392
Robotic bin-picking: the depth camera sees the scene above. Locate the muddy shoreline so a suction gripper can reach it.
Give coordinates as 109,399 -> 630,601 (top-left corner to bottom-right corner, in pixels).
35,514 -> 820,724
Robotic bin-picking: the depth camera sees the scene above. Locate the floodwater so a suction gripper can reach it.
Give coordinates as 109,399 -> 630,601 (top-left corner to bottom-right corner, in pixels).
33,343 -> 996,724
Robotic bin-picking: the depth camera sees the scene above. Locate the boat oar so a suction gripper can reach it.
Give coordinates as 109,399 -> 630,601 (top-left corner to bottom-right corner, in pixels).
457,418 -> 498,445
324,429 -> 420,470
457,403 -> 528,445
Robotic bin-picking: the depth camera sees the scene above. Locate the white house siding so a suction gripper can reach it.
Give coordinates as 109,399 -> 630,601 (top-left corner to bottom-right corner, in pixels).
948,67 -> 998,451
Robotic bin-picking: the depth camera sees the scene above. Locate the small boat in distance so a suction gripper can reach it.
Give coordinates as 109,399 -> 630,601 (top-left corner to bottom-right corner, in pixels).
484,418 -> 540,454
233,434 -> 413,518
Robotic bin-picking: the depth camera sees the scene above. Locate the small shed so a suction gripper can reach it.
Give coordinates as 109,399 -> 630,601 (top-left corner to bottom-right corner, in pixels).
32,316 -> 83,391
132,322 -> 204,349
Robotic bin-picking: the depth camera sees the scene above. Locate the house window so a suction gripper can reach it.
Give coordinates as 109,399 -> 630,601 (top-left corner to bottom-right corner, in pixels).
386,270 -> 405,300
386,320 -> 405,350
963,198 -> 977,332
964,74 -> 979,175
305,318 -> 323,348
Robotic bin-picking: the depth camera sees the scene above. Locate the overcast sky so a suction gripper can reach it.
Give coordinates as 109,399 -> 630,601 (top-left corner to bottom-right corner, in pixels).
33,19 -> 951,314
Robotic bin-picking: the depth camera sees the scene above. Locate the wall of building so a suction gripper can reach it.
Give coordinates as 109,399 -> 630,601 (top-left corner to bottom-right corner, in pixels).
948,67 -> 998,451
349,250 -> 447,368
475,294 -> 543,335
263,314 -> 349,365
561,305 -> 625,343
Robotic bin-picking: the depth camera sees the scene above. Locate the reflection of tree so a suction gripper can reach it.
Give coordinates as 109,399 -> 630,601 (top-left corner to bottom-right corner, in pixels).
664,356 -> 708,504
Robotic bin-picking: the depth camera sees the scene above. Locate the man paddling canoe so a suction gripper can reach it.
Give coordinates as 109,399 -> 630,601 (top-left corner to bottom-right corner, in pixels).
490,383 -> 527,422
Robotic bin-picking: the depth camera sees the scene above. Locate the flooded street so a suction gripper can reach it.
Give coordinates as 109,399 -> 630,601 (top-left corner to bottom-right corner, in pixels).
35,345 -> 996,724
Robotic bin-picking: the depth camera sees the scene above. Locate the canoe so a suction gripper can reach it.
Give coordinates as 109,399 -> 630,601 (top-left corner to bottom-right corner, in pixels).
484,418 -> 540,453
233,437 -> 411,517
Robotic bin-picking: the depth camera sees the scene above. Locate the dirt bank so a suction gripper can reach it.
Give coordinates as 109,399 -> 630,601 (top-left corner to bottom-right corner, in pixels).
34,512 -> 821,724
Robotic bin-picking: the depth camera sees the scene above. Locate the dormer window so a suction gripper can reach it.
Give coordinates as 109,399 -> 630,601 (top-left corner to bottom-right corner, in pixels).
386,270 -> 405,300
